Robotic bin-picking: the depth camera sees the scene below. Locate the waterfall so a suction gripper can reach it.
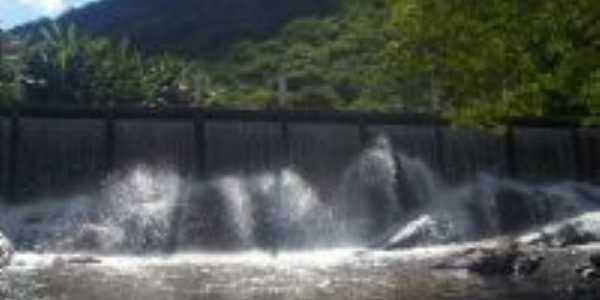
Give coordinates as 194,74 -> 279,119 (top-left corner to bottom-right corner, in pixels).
513,128 -> 577,180
15,118 -> 106,200
205,121 -> 285,175
115,120 -> 196,174
1,116 -> 600,254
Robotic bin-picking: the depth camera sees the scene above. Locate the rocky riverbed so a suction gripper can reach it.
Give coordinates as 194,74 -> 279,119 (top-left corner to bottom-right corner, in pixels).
0,244 -> 599,300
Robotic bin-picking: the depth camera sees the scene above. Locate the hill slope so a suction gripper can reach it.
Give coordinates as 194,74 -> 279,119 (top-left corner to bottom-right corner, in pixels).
14,0 -> 339,57
10,0 -> 394,110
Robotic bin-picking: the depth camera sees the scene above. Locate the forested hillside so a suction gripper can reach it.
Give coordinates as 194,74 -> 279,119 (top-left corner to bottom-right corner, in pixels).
13,0 -> 339,57
2,0 -> 600,125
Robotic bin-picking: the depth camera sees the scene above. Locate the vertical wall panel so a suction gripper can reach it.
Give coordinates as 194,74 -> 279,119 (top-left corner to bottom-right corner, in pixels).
16,118 -> 106,200
0,119 -> 8,199
513,128 -> 577,181
579,128 -> 600,183
288,123 -> 362,201
205,121 -> 284,177
367,125 -> 441,173
114,120 -> 195,175
441,128 -> 508,183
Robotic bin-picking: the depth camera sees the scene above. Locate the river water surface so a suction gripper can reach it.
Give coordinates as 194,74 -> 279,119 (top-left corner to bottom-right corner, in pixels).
1,246 -> 599,300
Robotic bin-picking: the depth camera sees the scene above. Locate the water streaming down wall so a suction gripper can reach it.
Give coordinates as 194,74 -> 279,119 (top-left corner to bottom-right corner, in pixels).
114,121 -> 196,175
110,120 -> 196,252
513,128 -> 578,181
578,128 -> 600,183
0,112 -> 599,253
440,128 -> 508,183
0,119 -> 8,198
176,121 -> 285,251
15,119 -> 106,200
288,123 -> 362,203
367,125 -> 441,173
334,136 -> 402,245
177,122 -> 362,250
205,121 -> 285,175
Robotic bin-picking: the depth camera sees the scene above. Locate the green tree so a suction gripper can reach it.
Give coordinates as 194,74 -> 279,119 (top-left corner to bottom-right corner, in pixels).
207,0 -> 396,110
385,0 -> 600,125
23,23 -> 201,107
0,29 -> 24,106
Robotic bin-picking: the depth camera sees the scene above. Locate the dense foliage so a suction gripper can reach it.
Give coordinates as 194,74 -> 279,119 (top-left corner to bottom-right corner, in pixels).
0,30 -> 24,106
202,1 -> 393,110
3,0 -> 600,124
4,24 -> 206,107
384,0 -> 600,125
14,0 -> 338,58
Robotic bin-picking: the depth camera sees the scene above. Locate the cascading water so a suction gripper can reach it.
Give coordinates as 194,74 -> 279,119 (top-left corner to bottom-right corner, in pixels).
513,128 -> 578,180
177,169 -> 332,251
1,129 -> 600,255
3,119 -> 600,300
0,165 -> 184,253
1,115 -> 600,257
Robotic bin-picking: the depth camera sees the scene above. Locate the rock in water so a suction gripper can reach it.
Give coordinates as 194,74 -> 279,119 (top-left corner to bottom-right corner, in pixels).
0,232 -> 14,268
576,265 -> 600,280
518,212 -> 600,248
381,214 -> 457,249
590,253 -> 600,269
434,242 -> 544,277
466,247 -> 519,275
514,254 -> 544,277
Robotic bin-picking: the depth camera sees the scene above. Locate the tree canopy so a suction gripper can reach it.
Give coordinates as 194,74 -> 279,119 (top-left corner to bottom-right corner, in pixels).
384,0 -> 600,125
3,0 -> 600,125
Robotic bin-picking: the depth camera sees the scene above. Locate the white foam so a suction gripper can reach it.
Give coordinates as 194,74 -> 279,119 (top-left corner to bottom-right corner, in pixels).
7,243 -> 487,274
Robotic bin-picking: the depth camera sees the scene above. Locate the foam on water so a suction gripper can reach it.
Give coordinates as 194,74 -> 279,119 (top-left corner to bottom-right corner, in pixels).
8,244 -> 474,273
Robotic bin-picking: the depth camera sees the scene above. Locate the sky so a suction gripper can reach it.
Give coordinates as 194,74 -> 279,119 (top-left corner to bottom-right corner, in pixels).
0,0 -> 95,29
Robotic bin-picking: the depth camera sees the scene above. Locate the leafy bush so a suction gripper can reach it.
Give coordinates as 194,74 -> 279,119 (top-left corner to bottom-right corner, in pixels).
21,23 -> 204,107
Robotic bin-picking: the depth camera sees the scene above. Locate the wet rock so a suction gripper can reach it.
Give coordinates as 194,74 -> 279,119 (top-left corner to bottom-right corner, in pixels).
550,223 -> 591,247
590,253 -> 600,268
576,266 -> 600,280
513,253 -> 545,276
434,242 -> 544,276
466,247 -> 519,275
575,253 -> 600,280
518,212 -> 600,248
380,214 -> 458,250
0,231 -> 14,268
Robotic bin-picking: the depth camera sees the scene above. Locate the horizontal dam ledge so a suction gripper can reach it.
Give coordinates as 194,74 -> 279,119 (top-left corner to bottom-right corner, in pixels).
0,107 -> 593,127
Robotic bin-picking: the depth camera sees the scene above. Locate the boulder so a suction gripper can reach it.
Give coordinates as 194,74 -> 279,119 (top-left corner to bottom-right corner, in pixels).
575,253 -> 600,280
576,266 -> 600,280
434,242 -> 544,276
518,212 -> 600,248
0,231 -> 14,268
380,214 -> 458,250
513,253 -> 545,277
590,253 -> 600,269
